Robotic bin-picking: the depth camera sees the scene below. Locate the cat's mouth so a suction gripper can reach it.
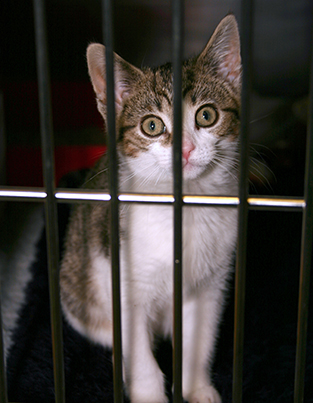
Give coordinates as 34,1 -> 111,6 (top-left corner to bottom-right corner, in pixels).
182,160 -> 205,180
182,159 -> 195,171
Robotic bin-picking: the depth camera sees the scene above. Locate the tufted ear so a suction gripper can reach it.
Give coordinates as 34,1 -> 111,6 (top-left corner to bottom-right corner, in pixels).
197,14 -> 242,90
87,43 -> 144,112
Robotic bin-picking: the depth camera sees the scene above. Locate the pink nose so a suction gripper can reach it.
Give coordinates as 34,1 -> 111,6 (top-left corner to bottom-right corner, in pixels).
182,140 -> 195,163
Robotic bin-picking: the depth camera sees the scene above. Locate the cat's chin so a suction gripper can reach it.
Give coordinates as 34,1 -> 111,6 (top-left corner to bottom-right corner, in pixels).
182,163 -> 205,181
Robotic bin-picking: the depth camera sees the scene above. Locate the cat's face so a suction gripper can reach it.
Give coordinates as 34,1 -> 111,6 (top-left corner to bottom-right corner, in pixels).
87,15 -> 241,188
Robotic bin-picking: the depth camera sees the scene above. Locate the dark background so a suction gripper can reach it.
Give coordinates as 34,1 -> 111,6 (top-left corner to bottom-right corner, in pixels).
0,0 -> 312,193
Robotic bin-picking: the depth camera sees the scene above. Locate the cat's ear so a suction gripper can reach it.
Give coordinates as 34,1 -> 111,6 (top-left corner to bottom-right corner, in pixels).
198,14 -> 241,90
87,43 -> 143,111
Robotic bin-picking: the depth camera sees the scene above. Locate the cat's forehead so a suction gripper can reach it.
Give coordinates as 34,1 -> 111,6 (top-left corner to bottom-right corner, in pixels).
139,62 -> 239,112
146,64 -> 174,105
122,60 -> 239,123
122,65 -> 173,118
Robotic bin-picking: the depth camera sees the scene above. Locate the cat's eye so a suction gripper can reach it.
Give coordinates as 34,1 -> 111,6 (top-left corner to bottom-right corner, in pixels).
141,116 -> 166,137
195,105 -> 218,128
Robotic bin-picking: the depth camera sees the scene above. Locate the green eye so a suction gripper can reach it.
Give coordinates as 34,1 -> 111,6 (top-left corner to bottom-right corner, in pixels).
195,105 -> 218,127
141,116 -> 165,137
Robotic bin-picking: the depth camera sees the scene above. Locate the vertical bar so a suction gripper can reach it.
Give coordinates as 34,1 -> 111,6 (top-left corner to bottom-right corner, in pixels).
33,1 -> 65,402
172,0 -> 184,402
0,93 -> 5,186
0,96 -> 8,402
101,1 -> 123,402
293,29 -> 313,403
232,1 -> 254,402
0,295 -> 8,403
0,93 -> 6,223
0,98 -> 6,402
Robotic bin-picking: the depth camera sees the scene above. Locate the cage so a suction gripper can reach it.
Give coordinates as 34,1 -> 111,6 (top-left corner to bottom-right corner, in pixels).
0,0 -> 312,402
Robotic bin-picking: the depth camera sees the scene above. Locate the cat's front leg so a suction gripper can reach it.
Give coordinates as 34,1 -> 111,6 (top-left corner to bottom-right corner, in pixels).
181,288 -> 224,403
122,305 -> 167,403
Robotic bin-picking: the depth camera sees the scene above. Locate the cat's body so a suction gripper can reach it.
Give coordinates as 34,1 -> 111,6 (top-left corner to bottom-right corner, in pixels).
60,15 -> 241,403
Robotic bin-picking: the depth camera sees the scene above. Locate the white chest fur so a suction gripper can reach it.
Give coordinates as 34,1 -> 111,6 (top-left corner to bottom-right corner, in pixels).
121,201 -> 237,298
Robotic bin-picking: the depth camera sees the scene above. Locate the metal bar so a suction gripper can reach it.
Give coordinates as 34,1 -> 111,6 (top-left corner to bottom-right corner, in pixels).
172,0 -> 184,401
247,197 -> 305,211
0,188 -> 47,201
232,1 -> 254,402
33,1 -> 65,402
0,187 -> 306,210
0,95 -> 8,402
0,93 -> 6,186
293,27 -> 313,403
101,1 -> 123,402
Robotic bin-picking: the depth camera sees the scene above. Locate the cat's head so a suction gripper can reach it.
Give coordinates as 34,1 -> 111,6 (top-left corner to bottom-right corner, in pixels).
87,14 -> 241,190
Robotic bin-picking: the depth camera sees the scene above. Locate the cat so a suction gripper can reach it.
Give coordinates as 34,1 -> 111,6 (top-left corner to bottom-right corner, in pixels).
60,14 -> 241,403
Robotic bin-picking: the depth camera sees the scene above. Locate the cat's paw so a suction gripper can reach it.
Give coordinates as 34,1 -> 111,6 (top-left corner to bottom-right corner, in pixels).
184,385 -> 222,403
128,370 -> 168,403
130,389 -> 168,403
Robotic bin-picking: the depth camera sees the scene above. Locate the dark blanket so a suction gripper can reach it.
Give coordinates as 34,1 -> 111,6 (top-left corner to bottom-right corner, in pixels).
6,175 -> 313,402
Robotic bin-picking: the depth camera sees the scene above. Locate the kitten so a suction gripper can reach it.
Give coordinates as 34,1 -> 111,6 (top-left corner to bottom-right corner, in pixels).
60,14 -> 241,403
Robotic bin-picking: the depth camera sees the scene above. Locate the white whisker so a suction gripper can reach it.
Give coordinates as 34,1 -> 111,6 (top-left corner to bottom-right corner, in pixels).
249,111 -> 275,124
83,168 -> 109,186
